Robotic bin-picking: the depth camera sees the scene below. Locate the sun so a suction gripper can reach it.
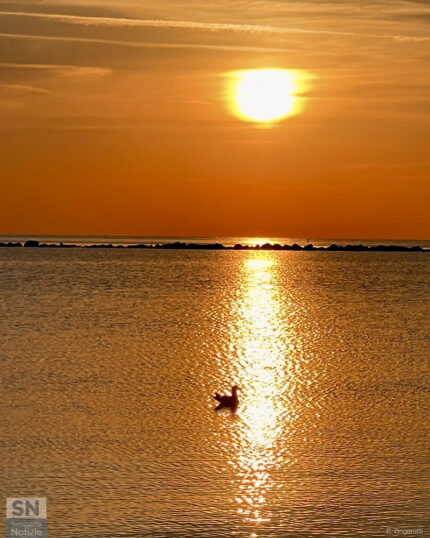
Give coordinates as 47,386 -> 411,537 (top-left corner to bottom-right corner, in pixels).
229,69 -> 302,124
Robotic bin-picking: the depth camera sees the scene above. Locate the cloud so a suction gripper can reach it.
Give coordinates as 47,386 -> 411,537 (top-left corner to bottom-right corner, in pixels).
0,59 -> 111,76
0,10 -> 428,42
0,32 -> 302,54
0,83 -> 48,94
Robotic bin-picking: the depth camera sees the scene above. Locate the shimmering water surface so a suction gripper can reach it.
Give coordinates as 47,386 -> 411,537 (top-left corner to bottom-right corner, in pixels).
1,248 -> 429,537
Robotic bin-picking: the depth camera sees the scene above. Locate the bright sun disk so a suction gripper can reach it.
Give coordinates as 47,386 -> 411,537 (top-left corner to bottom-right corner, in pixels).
229,69 -> 302,123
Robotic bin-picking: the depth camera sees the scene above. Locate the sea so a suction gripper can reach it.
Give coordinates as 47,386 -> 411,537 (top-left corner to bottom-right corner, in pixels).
0,236 -> 429,537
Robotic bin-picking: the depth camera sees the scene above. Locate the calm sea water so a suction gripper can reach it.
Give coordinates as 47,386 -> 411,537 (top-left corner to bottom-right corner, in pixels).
0,248 -> 429,537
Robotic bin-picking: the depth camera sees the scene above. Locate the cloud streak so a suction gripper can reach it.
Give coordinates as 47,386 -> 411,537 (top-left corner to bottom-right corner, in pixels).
0,32 -> 302,54
0,10 -> 428,42
0,62 -> 111,75
0,83 -> 48,94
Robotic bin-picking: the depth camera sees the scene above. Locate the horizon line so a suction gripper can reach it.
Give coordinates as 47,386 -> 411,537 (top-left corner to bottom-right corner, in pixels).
1,239 -> 428,252
0,233 -> 429,243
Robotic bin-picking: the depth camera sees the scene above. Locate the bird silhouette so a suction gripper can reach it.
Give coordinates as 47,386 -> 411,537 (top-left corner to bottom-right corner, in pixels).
214,385 -> 240,411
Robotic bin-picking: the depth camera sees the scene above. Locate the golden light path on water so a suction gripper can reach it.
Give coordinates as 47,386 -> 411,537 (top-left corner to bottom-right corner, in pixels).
226,254 -> 302,534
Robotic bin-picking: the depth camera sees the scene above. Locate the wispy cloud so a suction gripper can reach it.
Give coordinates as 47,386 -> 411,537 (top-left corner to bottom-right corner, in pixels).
0,32 -> 300,54
0,59 -> 111,76
0,83 -> 48,94
0,10 -> 428,42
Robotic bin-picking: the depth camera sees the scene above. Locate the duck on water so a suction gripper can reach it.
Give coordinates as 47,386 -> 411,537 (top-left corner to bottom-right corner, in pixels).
214,385 -> 241,411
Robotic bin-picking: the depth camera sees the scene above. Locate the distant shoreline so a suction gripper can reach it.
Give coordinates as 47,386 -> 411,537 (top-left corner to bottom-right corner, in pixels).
0,240 -> 428,252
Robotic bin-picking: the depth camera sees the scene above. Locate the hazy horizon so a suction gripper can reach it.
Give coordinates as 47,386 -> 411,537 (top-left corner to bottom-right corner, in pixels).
1,233 -> 429,246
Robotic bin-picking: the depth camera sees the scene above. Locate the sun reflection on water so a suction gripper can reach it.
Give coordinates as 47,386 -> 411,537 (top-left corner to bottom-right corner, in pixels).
227,253 -> 299,532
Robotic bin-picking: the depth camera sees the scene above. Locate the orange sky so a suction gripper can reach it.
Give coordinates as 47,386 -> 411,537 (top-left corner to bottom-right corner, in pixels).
0,1 -> 429,239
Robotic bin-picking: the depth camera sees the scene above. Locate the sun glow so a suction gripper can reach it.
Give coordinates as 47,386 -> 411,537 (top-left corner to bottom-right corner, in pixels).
229,69 -> 304,123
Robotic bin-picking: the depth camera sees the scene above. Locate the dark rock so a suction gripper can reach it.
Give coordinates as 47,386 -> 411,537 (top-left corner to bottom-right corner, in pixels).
24,240 -> 39,247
